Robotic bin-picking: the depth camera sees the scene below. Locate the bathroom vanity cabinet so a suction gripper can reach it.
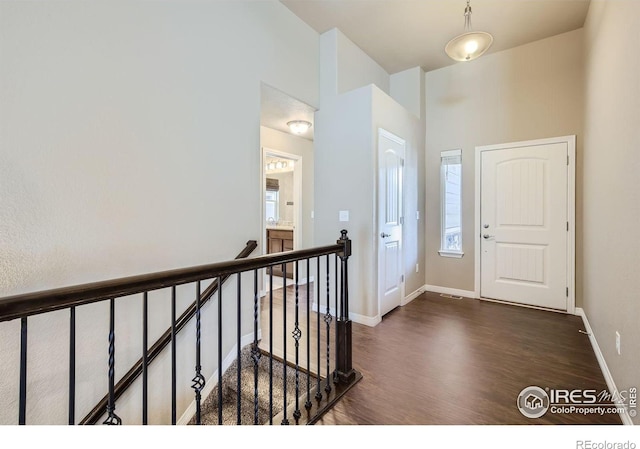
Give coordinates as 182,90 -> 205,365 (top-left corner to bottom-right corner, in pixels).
267,228 -> 294,278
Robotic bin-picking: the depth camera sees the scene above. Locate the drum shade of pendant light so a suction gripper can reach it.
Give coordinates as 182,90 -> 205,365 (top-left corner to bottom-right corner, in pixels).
445,0 -> 493,62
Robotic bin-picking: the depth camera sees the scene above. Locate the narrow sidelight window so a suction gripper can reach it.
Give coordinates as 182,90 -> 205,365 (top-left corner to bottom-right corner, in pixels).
439,149 -> 463,258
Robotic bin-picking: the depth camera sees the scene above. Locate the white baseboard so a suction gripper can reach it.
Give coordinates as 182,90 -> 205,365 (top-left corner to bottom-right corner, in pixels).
423,284 -> 476,299
260,276 -> 315,298
299,275 -> 315,285
309,285 -> 427,326
177,331 -> 260,425
311,302 -> 381,327
311,301 -> 331,316
265,275 -> 315,286
350,312 -> 381,327
402,286 -> 425,306
576,307 -> 634,425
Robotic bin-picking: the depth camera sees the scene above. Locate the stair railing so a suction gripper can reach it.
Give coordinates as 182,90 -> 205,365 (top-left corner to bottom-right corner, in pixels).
0,230 -> 360,425
79,240 -> 258,425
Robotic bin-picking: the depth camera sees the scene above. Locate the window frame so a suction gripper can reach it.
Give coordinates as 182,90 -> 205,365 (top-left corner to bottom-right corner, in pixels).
439,149 -> 464,258
265,189 -> 279,223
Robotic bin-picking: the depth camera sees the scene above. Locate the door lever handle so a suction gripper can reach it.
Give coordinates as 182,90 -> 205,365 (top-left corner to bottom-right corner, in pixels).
381,232 -> 391,238
483,234 -> 495,239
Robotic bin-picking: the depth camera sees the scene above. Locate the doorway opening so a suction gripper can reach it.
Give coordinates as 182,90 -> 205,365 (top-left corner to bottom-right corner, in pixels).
261,147 -> 302,292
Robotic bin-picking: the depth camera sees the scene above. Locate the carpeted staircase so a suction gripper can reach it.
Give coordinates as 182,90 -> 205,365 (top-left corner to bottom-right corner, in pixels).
191,346 -> 317,425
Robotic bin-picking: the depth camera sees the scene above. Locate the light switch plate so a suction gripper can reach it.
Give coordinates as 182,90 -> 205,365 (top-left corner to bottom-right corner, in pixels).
339,210 -> 349,222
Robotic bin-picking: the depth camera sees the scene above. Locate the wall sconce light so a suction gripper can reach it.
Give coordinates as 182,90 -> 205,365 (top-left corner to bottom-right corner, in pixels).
266,161 -> 289,171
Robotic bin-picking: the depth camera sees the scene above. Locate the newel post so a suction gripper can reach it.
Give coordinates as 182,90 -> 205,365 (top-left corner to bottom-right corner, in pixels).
335,230 -> 356,384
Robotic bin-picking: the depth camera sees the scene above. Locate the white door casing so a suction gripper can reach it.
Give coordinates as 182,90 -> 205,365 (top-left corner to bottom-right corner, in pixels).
260,147 -> 303,295
475,136 -> 576,312
378,129 -> 405,317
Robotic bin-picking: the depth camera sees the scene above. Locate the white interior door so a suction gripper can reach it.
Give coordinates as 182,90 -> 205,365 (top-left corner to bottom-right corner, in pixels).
480,141 -> 568,310
378,129 -> 405,317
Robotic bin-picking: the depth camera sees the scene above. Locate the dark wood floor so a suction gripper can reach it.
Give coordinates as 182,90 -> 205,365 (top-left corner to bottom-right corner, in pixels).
308,291 -> 621,425
258,287 -> 621,425
259,281 -> 334,377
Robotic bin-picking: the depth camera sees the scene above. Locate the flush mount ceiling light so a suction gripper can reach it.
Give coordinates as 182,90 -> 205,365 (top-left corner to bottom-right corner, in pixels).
287,120 -> 312,134
445,0 -> 493,62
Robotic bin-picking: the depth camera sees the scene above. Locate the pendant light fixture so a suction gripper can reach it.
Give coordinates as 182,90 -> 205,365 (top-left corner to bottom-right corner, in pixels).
445,0 -> 493,62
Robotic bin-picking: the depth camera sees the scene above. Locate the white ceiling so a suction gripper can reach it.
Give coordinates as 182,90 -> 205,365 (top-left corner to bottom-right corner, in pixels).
261,83 -> 315,141
281,0 -> 591,74
262,1 -> 590,140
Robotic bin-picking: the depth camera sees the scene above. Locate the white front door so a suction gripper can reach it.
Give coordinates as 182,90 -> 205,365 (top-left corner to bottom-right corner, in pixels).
378,129 -> 404,317
480,140 -> 569,310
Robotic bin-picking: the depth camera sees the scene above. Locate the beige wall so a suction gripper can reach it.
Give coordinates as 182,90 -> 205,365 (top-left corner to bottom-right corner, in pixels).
390,67 -> 425,119
315,85 -> 424,323
583,0 -> 640,424
424,29 -> 584,294
0,0 -> 319,424
319,28 -> 390,106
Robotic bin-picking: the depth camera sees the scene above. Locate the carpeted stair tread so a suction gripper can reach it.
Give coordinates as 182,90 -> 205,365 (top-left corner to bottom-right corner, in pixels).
191,346 -> 319,425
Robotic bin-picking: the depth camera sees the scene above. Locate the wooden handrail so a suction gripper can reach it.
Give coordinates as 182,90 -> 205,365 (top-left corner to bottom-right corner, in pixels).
0,242 -> 343,323
78,240 -> 258,425
1,230 -> 355,426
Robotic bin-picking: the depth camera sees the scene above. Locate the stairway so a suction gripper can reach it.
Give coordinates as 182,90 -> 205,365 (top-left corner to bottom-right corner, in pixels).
191,346 -> 317,425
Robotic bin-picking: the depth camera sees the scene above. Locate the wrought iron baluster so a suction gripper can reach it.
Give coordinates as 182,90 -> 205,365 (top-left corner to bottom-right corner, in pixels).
19,317 -> 27,425
104,298 -> 121,425
305,258 -> 312,410
334,254 -> 339,385
192,281 -> 205,425
142,292 -> 148,425
217,276 -> 223,425
252,269 -> 261,425
281,263 -> 289,425
69,307 -> 76,425
269,267 -> 274,424
325,255 -> 332,393
315,257 -> 322,401
171,286 -> 177,425
292,261 -> 301,421
236,273 -> 242,425
334,254 -> 338,321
